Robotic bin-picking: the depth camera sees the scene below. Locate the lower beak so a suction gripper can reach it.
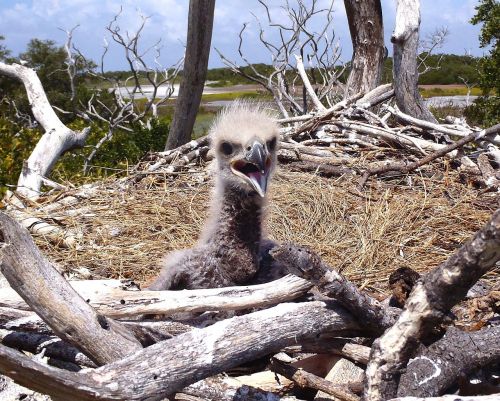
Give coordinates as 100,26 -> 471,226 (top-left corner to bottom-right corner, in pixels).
231,142 -> 271,197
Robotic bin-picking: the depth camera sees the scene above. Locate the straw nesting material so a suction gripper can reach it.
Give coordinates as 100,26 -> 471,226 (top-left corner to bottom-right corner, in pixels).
32,166 -> 497,295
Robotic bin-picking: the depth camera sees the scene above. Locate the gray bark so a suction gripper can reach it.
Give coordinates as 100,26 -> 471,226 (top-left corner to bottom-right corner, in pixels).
0,212 -> 142,365
165,0 -> 215,150
364,208 -> 500,401
344,0 -> 385,97
0,301 -> 357,400
398,326 -> 500,397
391,0 -> 437,123
270,242 -> 400,334
0,62 -> 90,199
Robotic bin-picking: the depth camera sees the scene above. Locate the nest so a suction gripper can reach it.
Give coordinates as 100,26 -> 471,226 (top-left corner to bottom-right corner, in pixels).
32,164 -> 498,295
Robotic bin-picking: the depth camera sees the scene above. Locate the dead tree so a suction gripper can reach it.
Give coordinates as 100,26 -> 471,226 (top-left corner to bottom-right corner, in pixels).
391,0 -> 437,122
0,62 -> 90,199
364,209 -> 500,401
165,0 -> 216,150
74,12 -> 182,171
344,0 -> 385,97
217,0 -> 345,117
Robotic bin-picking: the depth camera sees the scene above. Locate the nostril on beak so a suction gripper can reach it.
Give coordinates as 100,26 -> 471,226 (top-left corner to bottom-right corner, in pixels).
246,146 -> 251,151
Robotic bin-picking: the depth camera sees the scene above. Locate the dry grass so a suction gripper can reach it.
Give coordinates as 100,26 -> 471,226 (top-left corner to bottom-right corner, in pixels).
31,166 -> 498,295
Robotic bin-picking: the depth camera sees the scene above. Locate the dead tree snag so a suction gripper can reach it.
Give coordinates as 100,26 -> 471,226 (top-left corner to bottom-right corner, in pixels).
364,209 -> 500,401
391,0 -> 437,122
344,0 -> 385,96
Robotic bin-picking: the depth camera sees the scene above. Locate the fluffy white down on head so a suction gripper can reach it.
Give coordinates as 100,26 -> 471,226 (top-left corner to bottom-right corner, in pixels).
209,101 -> 279,150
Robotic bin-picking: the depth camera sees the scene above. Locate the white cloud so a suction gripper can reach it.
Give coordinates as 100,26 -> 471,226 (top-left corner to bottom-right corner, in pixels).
0,0 -> 484,70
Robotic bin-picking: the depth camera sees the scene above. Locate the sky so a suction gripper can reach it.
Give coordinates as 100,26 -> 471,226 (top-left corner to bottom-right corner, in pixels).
0,0 -> 487,71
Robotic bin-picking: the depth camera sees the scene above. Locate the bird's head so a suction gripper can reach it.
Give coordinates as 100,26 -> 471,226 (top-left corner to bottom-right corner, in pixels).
210,103 -> 279,198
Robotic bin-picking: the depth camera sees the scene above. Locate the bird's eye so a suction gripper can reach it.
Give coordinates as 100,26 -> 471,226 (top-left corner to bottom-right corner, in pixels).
220,141 -> 234,156
267,137 -> 277,151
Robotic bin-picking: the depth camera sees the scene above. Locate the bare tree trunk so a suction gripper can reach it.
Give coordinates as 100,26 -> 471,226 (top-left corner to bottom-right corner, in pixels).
344,0 -> 385,97
0,62 -> 90,199
391,0 -> 437,122
165,0 -> 215,150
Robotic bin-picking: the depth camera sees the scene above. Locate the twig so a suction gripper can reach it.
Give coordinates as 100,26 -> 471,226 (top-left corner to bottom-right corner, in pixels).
294,54 -> 326,111
364,208 -> 500,401
270,243 -> 400,334
270,356 -> 360,401
358,123 -> 500,189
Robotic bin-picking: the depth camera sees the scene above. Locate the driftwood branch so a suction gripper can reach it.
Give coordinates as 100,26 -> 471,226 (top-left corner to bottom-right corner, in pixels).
0,274 -> 312,318
358,123 -> 500,189
0,306 -> 193,345
270,243 -> 399,334
294,54 -> 326,111
364,209 -> 500,401
0,301 -> 357,400
0,212 -> 142,365
0,62 -> 90,199
398,326 -> 500,397
270,355 -> 360,401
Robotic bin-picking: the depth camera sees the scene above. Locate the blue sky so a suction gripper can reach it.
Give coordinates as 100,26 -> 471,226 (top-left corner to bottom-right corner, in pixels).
0,0 -> 486,71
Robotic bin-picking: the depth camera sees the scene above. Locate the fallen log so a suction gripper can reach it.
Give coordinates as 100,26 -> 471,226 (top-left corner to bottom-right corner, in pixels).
398,326 -> 500,397
0,301 -> 358,400
0,212 -> 142,365
0,274 -> 312,318
364,208 -> 500,401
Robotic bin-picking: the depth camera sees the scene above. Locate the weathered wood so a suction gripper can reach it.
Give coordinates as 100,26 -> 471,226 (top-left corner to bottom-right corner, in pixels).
364,209 -> 500,401
279,161 -> 355,178
391,0 -> 436,122
398,326 -> 500,397
315,358 -> 364,401
180,375 -> 291,401
295,54 -> 326,111
0,301 -> 357,400
355,84 -> 393,109
344,0 -> 385,96
270,356 -> 360,401
0,62 -> 90,199
0,274 -> 312,318
333,120 -> 445,154
0,328 -> 96,368
387,106 -> 500,145
388,396 -> 500,401
358,123 -> 500,189
0,212 -> 142,365
270,243 -> 399,334
0,306 -> 193,345
165,0 -> 215,150
285,339 -> 371,366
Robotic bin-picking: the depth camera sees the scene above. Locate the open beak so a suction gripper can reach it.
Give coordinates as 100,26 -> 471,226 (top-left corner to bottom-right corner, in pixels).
230,141 -> 272,197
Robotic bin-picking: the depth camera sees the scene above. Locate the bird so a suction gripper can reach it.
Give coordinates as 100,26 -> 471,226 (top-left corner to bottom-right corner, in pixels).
148,102 -> 280,290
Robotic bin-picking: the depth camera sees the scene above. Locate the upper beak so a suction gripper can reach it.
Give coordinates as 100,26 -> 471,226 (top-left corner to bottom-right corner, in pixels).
231,141 -> 272,197
246,141 -> 267,174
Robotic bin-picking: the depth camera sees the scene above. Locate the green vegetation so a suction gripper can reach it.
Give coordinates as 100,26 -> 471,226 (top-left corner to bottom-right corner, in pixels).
0,37 -> 171,196
0,35 -> 10,61
464,0 -> 499,127
419,86 -> 483,98
1,23 -> 498,197
201,91 -> 267,102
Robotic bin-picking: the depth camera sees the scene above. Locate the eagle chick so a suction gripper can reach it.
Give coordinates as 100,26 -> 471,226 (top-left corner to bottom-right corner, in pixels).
148,102 -> 279,290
